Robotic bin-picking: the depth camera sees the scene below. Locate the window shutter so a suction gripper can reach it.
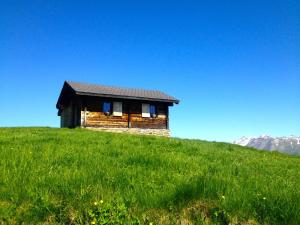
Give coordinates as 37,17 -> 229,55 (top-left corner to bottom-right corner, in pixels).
150,105 -> 156,115
113,102 -> 122,116
142,104 -> 150,117
103,102 -> 111,113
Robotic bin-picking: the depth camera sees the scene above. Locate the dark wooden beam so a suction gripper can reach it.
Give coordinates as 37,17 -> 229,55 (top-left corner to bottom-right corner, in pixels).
166,106 -> 169,130
128,102 -> 131,128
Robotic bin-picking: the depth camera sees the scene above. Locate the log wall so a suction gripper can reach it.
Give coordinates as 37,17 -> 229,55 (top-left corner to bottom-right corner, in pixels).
79,96 -> 168,129
130,102 -> 167,129
81,97 -> 128,128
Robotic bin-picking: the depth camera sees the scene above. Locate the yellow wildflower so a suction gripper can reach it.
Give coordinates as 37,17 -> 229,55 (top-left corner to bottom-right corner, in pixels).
221,195 -> 225,199
93,201 -> 98,206
91,221 -> 96,225
100,200 -> 104,204
149,223 -> 153,225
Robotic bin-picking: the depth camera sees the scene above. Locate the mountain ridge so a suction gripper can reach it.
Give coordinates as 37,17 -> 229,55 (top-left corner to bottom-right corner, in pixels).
233,135 -> 300,155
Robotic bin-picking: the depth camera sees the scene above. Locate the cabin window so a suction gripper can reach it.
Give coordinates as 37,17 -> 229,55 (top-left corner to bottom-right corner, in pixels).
150,105 -> 157,118
113,101 -> 122,116
103,102 -> 111,115
142,104 -> 150,117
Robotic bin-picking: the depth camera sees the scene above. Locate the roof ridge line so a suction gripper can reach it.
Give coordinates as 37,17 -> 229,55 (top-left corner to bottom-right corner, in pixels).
66,80 -> 164,93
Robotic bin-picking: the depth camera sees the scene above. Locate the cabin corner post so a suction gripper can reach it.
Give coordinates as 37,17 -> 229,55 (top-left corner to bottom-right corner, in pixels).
84,107 -> 87,127
166,105 -> 169,130
128,102 -> 131,128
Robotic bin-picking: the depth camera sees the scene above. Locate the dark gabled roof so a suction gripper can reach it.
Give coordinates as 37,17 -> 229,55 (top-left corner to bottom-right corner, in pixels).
56,81 -> 179,109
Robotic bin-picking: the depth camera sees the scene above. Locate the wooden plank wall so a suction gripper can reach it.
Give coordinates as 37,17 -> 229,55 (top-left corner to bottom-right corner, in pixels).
130,102 -> 167,129
79,96 -> 168,129
81,97 -> 128,128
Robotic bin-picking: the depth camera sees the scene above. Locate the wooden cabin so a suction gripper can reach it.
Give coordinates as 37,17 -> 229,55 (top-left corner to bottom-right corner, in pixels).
56,81 -> 179,136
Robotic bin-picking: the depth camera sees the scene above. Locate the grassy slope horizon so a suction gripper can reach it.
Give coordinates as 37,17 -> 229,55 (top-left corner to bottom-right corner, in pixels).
0,127 -> 299,224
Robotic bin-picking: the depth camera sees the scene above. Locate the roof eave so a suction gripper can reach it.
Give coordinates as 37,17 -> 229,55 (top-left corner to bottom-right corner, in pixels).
75,91 -> 179,104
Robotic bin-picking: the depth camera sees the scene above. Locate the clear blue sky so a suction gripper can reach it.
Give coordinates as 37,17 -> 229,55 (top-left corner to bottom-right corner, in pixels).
1,0 -> 299,142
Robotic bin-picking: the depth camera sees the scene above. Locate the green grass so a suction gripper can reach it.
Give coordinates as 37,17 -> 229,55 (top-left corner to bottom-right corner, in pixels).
0,127 -> 299,225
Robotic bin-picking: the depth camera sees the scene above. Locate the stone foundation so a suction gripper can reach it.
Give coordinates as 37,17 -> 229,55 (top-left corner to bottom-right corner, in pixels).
85,127 -> 170,137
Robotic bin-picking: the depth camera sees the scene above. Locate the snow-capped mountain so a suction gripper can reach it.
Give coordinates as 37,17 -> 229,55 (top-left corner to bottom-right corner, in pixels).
233,135 -> 300,155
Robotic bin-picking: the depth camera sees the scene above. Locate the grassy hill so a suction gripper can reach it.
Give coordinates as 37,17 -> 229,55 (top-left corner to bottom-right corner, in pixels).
0,128 -> 299,225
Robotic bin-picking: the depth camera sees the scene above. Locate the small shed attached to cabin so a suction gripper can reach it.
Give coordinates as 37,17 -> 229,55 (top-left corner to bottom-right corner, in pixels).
56,81 -> 179,136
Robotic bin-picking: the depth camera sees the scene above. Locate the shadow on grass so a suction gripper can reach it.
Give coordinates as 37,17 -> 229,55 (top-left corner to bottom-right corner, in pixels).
160,175 -> 225,208
159,175 -> 230,224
